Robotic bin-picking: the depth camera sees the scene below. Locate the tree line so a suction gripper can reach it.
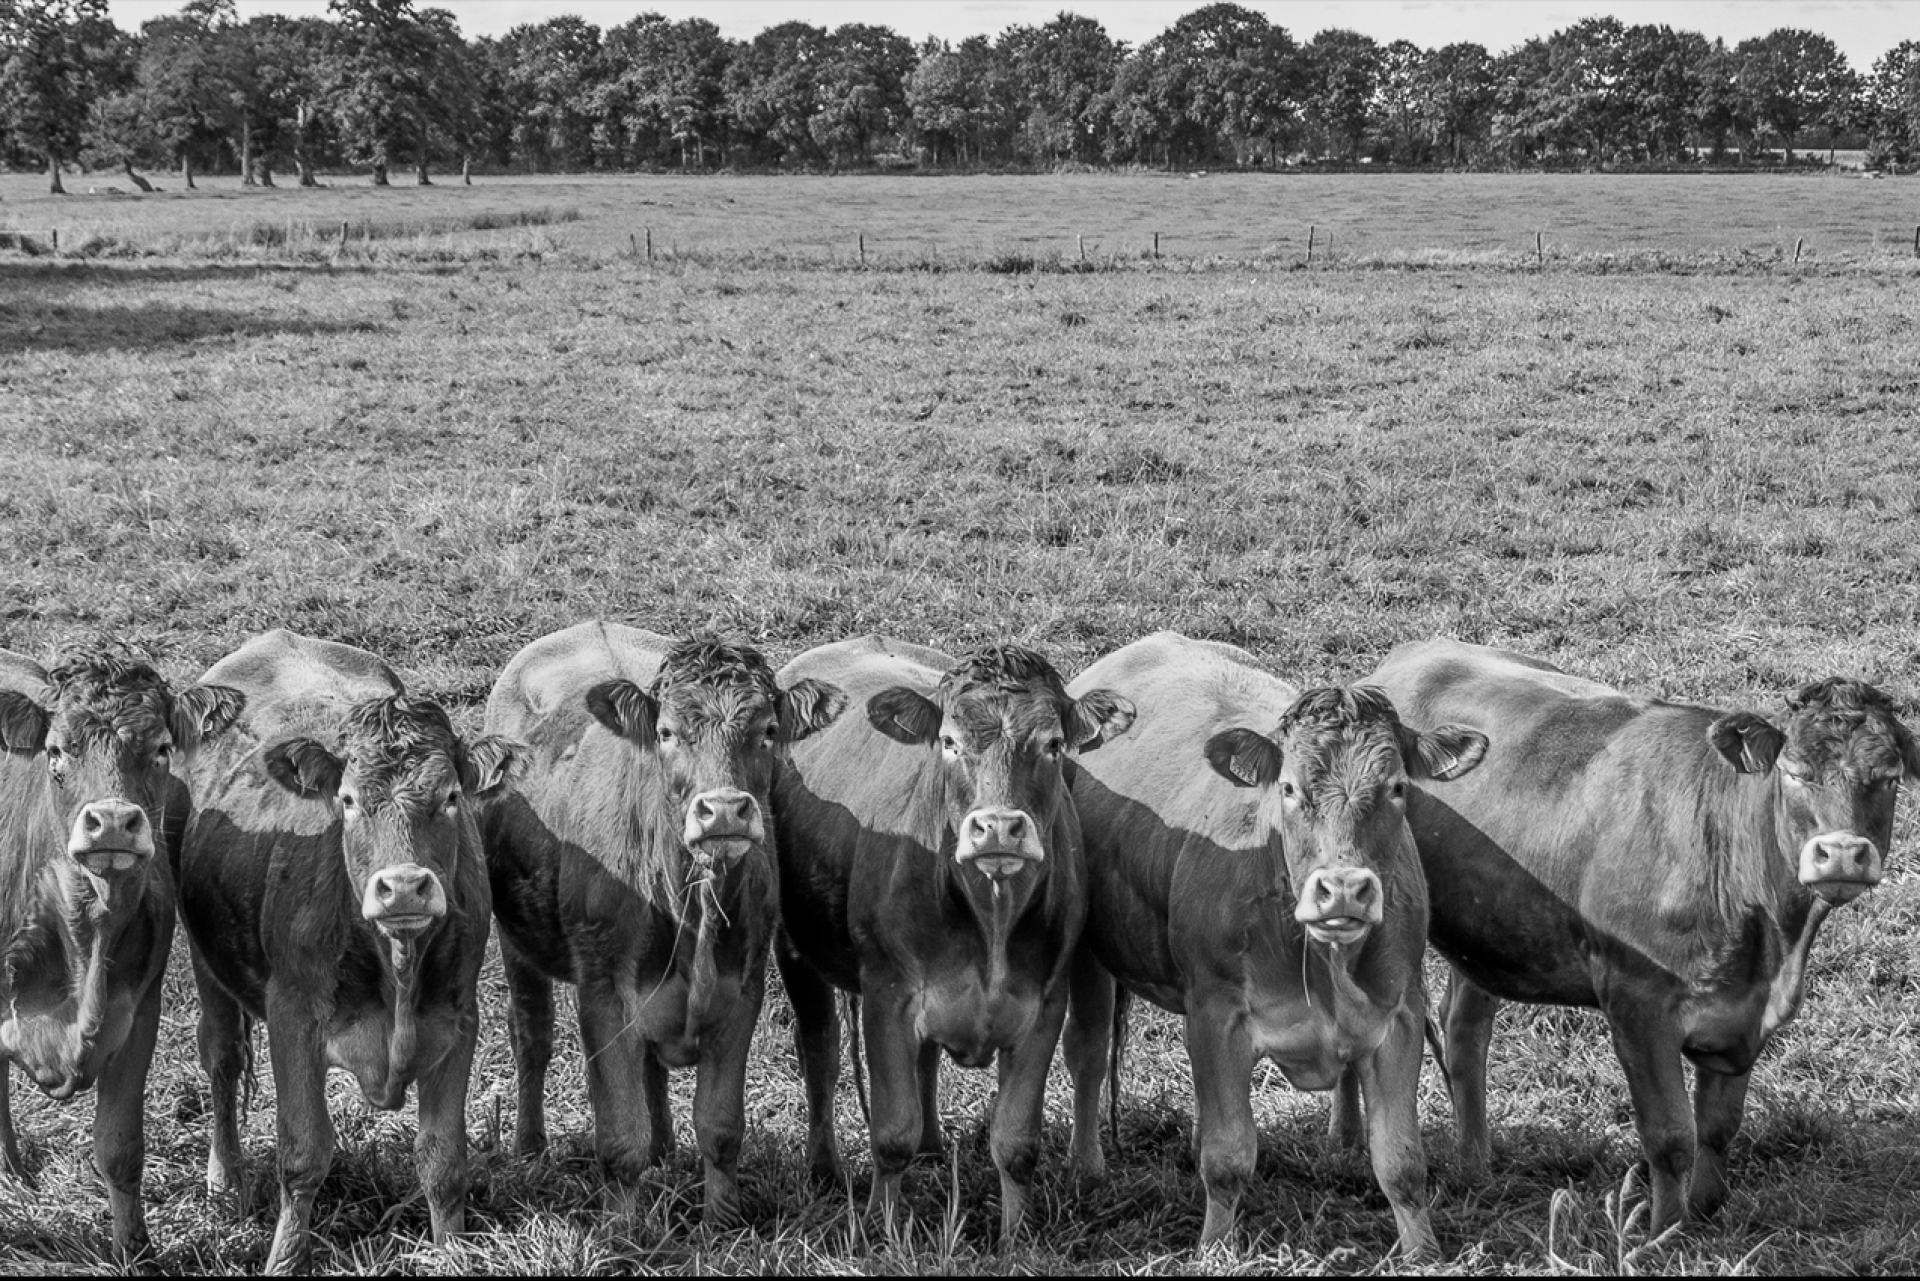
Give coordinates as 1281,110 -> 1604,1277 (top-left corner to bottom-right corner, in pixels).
4,0 -> 1919,193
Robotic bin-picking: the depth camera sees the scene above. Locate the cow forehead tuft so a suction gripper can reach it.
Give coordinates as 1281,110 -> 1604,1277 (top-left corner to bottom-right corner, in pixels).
45,644 -> 175,750
1788,678 -> 1898,717
1784,681 -> 1910,773
938,644 -> 1068,702
652,637 -> 779,703
1279,685 -> 1403,737
341,694 -> 461,771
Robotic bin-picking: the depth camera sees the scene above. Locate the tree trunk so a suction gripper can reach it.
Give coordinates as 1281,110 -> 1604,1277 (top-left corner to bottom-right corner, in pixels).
461,154 -> 471,185
47,149 -> 65,195
181,152 -> 195,190
256,157 -> 275,187
416,114 -> 431,185
240,118 -> 254,186
371,161 -> 389,186
296,147 -> 316,186
122,160 -> 154,193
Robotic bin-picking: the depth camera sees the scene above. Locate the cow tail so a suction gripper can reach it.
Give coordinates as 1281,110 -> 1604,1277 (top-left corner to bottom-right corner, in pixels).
1106,986 -> 1131,1155
1423,1011 -> 1450,1089
239,1012 -> 258,1113
843,990 -> 871,1129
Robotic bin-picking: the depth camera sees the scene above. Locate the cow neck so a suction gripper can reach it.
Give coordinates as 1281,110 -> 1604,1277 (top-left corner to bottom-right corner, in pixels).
381,933 -> 426,1097
1750,776 -> 1836,1036
660,848 -> 772,1039
1298,929 -> 1401,1047
1,868 -> 124,1091
943,849 -> 1047,999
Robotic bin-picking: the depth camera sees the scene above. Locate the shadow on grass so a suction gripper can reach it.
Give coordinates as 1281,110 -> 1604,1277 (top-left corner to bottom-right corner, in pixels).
0,301 -> 386,354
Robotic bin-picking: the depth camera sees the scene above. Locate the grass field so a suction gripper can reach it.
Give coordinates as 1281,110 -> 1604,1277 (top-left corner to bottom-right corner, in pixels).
4,169 -> 1920,264
4,174 -> 1920,1275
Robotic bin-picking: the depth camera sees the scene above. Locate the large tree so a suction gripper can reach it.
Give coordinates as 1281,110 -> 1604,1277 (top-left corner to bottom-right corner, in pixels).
1734,28 -> 1860,161
498,14 -> 600,170
908,35 -> 1015,166
810,22 -> 913,165
1868,40 -> 1920,165
1418,42 -> 1494,165
1000,13 -> 1118,165
329,0 -> 440,184
1301,28 -> 1381,161
599,13 -> 730,168
724,21 -> 828,165
0,0 -> 125,192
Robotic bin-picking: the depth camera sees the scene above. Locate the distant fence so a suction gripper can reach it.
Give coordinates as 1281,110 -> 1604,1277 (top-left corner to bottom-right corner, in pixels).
7,218 -> 1920,269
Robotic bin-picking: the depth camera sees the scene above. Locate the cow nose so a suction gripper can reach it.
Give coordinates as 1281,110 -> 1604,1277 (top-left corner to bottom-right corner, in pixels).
1295,867 -> 1385,935
683,789 -> 763,851
1799,833 -> 1883,904
362,863 -> 446,932
68,799 -> 156,868
957,808 -> 1036,860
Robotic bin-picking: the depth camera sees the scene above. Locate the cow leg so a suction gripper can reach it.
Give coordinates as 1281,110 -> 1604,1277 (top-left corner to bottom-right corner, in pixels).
414,1005 -> 477,1244
1606,1011 -> 1693,1236
1186,994 -> 1257,1248
500,938 -> 554,1159
93,971 -> 162,1262
643,1048 -> 675,1165
0,1062 -> 29,1187
262,996 -> 335,1277
915,1041 -> 945,1158
692,982 -> 761,1229
991,989 -> 1069,1244
1357,1005 -> 1440,1263
1689,1068 -> 1751,1220
776,944 -> 842,1186
1328,1067 -> 1364,1152
1443,967 -> 1499,1182
1062,946 -> 1115,1182
194,945 -> 249,1213
577,979 -> 653,1189
862,992 -> 922,1231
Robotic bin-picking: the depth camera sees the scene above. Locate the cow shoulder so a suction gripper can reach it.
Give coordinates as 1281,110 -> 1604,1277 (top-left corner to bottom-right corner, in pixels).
0,648 -> 51,702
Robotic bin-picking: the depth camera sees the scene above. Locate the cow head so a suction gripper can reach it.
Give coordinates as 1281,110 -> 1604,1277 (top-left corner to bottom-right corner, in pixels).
264,696 -> 519,948
867,645 -> 1135,890
1206,686 -> 1488,948
585,639 -> 846,878
1709,679 -> 1920,905
0,646 -> 243,909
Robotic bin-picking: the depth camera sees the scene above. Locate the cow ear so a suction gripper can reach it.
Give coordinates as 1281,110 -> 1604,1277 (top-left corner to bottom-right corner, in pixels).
866,687 -> 942,746
586,680 -> 659,747
1068,688 -> 1137,753
0,692 -> 50,753
1708,712 -> 1785,775
1893,718 -> 1920,781
264,738 -> 345,799
1400,723 -> 1489,782
1204,727 -> 1282,789
170,684 -> 246,752
778,678 -> 847,743
459,735 -> 523,796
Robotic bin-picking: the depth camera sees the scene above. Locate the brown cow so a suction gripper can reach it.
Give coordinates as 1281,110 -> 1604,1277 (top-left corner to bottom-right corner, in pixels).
772,635 -> 1135,1239
1059,632 -> 1485,1257
0,645 -> 242,1260
1364,638 -> 1919,1232
177,630 -> 517,1274
481,623 -> 845,1221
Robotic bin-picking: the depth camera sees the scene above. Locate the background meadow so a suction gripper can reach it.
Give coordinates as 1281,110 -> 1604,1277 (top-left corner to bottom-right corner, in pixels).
3,173 -> 1920,1274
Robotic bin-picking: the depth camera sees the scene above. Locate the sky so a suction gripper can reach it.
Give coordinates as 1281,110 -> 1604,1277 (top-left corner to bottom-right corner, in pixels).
103,0 -> 1920,72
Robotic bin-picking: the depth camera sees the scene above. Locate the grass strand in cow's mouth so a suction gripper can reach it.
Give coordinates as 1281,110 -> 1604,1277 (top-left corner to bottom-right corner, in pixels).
1303,917 -> 1372,947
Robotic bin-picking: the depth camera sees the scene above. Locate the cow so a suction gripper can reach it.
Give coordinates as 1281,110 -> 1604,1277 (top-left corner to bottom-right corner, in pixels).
0,644 -> 243,1260
481,623 -> 845,1222
772,635 -> 1136,1240
1058,632 -> 1487,1258
176,630 -> 518,1275
1361,638 -> 1919,1233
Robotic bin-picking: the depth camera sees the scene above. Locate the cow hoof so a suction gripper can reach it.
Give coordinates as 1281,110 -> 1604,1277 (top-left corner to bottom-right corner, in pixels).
514,1132 -> 548,1161
807,1155 -> 846,1190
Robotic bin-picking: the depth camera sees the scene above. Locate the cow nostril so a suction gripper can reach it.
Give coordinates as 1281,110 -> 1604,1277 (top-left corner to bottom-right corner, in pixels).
377,879 -> 394,901
1005,815 -> 1025,841
124,811 -> 143,834
732,798 -> 751,822
1353,878 -> 1375,903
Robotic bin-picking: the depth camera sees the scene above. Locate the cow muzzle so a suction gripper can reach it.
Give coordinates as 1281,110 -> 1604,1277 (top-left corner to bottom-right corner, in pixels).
955,807 -> 1045,880
1295,867 -> 1384,946
67,799 -> 157,876
1798,832 -> 1883,904
361,863 -> 448,938
683,788 -> 765,868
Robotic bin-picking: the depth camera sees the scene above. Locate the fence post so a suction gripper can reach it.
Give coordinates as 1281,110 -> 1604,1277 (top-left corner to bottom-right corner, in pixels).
1912,225 -> 1918,258
1535,230 -> 1543,265
859,232 -> 866,267
645,226 -> 653,264
1153,231 -> 1160,259
1307,224 -> 1314,265
50,228 -> 57,252
1793,236 -> 1803,265
340,220 -> 349,243
1078,234 -> 1085,262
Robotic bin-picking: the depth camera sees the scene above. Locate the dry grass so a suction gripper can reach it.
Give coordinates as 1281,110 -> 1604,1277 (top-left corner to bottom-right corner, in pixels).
4,189 -> 1920,1273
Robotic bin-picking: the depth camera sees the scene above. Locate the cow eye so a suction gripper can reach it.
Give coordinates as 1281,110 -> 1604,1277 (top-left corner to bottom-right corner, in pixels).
1280,781 -> 1298,800
340,792 -> 358,812
657,725 -> 676,744
1389,780 -> 1407,800
444,790 -> 460,810
940,734 -> 959,754
1044,736 -> 1066,758
155,744 -> 174,769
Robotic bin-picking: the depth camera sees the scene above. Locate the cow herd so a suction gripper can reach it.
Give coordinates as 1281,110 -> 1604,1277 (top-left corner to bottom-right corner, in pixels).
1,622 -> 1913,1272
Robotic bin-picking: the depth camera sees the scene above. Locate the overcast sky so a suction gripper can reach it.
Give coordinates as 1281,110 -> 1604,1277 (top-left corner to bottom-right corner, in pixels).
103,1 -> 1919,71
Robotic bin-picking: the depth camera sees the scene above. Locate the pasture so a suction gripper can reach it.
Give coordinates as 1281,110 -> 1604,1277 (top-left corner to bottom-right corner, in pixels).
3,168 -> 1920,263
4,173 -> 1920,1274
